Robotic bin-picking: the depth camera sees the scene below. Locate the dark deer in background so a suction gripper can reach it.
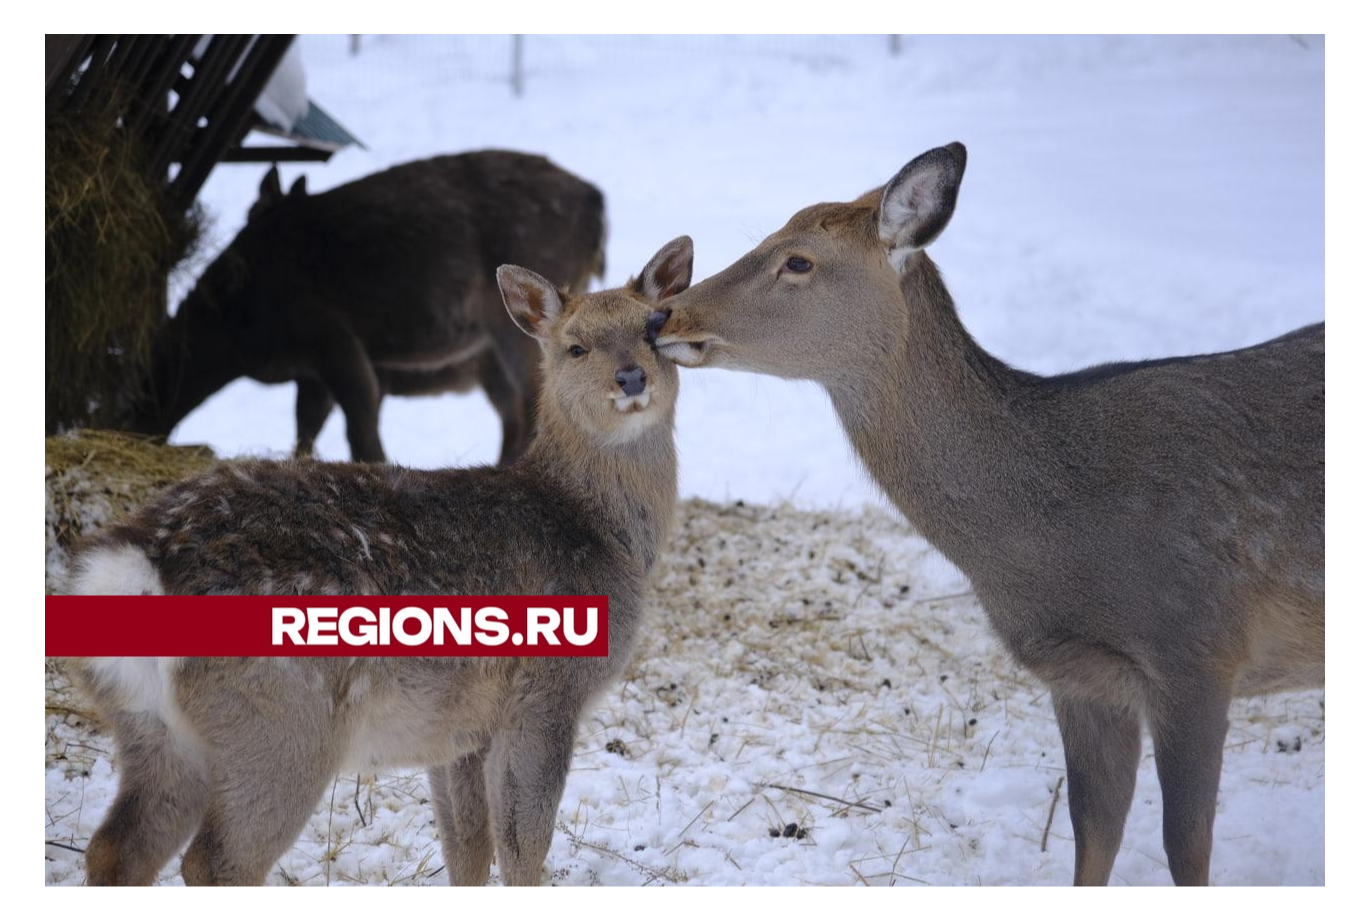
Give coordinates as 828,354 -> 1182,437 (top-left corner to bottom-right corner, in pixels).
654,143 -> 1324,885
126,151 -> 607,464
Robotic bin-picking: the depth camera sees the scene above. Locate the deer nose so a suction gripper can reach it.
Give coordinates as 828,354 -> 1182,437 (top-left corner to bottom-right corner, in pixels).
645,309 -> 672,346
615,365 -> 647,397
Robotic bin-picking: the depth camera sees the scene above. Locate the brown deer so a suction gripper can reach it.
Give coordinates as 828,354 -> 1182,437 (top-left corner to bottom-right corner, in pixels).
125,151 -> 608,465
651,143 -> 1324,885
66,237 -> 693,886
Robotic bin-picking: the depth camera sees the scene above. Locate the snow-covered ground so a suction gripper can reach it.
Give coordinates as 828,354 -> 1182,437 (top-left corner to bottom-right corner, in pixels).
46,36 -> 1325,886
44,499 -> 1325,886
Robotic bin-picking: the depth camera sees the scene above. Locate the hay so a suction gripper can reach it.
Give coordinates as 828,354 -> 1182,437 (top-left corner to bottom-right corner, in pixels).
45,430 -> 215,590
45,85 -> 201,432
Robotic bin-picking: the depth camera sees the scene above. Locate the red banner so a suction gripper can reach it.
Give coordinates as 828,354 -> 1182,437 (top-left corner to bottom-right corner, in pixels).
45,596 -> 609,657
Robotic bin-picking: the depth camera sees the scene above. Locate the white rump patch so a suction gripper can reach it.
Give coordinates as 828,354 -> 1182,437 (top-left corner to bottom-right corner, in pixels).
68,545 -> 164,596
68,546 -> 185,726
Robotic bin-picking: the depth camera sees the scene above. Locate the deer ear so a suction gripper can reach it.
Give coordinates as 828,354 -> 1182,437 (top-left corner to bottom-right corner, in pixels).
878,142 -> 967,268
631,236 -> 694,302
288,175 -> 308,198
259,166 -> 283,205
497,265 -> 564,340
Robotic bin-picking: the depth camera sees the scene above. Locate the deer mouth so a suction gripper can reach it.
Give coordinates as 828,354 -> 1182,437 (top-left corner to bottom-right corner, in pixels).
654,338 -> 711,366
611,389 -> 652,413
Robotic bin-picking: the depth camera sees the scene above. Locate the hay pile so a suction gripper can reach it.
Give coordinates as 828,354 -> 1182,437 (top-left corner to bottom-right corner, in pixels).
45,88 -> 201,432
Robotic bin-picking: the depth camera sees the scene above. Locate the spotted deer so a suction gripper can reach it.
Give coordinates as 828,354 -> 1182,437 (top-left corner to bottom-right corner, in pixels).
651,144 -> 1324,885
126,151 -> 608,465
67,237 -> 693,886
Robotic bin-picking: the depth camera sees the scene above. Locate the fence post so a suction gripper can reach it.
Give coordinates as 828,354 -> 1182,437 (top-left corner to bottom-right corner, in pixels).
350,35 -> 361,56
889,34 -> 901,56
511,34 -> 524,96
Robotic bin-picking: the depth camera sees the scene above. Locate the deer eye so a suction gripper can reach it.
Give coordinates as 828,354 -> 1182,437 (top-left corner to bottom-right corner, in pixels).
784,256 -> 813,274
568,345 -> 588,358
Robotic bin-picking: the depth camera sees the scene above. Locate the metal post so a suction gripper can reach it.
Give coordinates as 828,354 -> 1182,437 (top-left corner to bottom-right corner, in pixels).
511,34 -> 524,97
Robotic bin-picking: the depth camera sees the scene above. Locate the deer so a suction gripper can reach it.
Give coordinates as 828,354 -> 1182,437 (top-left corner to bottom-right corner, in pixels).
65,236 -> 694,886
125,150 -> 609,465
650,143 -> 1324,886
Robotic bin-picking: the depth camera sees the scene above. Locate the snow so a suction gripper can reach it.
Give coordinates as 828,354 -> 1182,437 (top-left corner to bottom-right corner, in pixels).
255,39 -> 309,131
46,35 -> 1324,886
192,36 -> 309,130
45,500 -> 1325,886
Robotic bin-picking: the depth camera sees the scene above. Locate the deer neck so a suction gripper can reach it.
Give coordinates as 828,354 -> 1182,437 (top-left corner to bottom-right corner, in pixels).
525,398 -> 678,572
826,253 -> 1047,570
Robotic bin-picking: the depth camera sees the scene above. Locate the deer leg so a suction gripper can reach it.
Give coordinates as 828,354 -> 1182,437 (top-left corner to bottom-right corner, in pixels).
293,378 -> 334,458
477,354 -> 534,465
313,331 -> 385,463
1052,691 -> 1142,886
85,710 -> 209,885
179,685 -> 340,886
483,692 -> 580,886
483,319 -> 542,466
429,750 -> 495,886
1149,681 -> 1232,886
